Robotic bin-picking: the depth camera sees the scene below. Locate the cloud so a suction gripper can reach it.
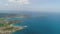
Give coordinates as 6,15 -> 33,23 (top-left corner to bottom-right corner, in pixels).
0,0 -> 30,10
8,0 -> 30,5
3,0 -> 30,9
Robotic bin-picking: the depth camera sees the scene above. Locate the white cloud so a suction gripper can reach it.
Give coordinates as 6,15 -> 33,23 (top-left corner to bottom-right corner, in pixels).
8,0 -> 30,5
0,0 -> 30,10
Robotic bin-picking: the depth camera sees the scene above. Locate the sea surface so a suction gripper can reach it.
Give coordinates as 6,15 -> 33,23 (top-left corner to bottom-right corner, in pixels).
11,12 -> 60,34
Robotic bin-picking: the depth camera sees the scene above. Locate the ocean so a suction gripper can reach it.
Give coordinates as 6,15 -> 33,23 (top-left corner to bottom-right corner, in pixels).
12,12 -> 60,34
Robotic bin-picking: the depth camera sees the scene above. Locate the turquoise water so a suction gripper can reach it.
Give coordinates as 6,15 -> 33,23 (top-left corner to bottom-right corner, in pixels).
11,13 -> 60,34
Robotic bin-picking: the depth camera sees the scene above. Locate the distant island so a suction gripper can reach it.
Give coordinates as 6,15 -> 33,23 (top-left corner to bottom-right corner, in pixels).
0,13 -> 31,18
0,17 -> 25,34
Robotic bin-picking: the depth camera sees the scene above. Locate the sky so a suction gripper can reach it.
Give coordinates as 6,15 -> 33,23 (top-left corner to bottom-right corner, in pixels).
0,0 -> 60,11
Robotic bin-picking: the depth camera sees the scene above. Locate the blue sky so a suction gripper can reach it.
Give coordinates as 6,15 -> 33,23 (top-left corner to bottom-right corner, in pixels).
0,0 -> 60,11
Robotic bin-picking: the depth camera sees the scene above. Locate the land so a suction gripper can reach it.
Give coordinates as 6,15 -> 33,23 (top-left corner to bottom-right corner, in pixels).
0,13 -> 31,18
0,13 -> 31,34
0,17 -> 25,34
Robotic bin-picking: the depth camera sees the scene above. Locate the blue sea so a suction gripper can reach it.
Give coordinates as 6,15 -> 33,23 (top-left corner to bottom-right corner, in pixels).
11,12 -> 60,34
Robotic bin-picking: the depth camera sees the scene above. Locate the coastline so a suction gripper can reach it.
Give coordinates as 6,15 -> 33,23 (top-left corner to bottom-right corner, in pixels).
0,25 -> 25,34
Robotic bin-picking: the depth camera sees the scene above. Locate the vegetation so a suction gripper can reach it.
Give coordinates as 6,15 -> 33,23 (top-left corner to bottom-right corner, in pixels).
3,27 -> 14,30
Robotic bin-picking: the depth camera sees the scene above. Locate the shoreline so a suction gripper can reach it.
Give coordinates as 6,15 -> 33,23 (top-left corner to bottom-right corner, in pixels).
0,25 -> 26,34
